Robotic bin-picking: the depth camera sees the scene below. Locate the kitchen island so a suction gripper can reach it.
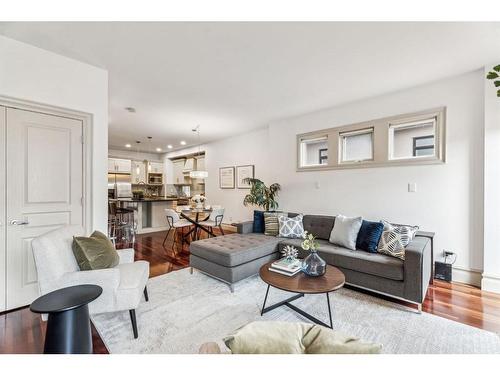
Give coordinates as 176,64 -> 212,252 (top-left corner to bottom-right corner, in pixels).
112,197 -> 189,234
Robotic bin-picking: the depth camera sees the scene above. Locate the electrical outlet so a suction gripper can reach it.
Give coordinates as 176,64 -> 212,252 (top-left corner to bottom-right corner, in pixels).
408,183 -> 417,192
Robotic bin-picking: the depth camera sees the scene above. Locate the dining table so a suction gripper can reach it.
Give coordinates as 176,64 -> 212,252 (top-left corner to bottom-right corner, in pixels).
178,207 -> 215,241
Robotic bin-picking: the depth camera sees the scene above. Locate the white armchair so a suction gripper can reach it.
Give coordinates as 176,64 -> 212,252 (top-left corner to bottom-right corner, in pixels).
31,225 -> 149,339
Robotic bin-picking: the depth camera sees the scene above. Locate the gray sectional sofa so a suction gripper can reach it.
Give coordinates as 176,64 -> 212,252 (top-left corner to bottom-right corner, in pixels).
189,213 -> 433,311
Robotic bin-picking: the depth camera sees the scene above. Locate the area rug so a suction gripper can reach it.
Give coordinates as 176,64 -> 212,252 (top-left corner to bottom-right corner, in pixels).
91,268 -> 500,354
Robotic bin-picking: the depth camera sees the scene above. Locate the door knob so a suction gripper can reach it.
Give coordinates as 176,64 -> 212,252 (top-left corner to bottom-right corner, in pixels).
10,219 -> 29,226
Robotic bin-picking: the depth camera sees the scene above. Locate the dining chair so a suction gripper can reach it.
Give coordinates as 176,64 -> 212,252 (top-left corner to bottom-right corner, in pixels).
163,208 -> 193,250
199,207 -> 225,237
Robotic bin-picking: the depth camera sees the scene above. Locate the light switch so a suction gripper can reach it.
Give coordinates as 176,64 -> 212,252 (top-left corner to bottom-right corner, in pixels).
408,183 -> 417,192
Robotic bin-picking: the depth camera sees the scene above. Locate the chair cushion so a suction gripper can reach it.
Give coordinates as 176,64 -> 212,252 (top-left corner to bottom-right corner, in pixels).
189,233 -> 282,267
279,239 -> 404,281
117,261 -> 149,290
223,321 -> 381,354
72,231 -> 119,271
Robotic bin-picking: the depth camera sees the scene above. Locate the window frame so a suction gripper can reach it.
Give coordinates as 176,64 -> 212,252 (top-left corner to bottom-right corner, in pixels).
318,148 -> 327,164
297,134 -> 330,168
296,107 -> 446,171
338,127 -> 374,164
413,135 -> 435,157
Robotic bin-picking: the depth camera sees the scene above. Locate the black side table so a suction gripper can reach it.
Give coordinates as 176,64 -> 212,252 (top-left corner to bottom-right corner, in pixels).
30,284 -> 102,354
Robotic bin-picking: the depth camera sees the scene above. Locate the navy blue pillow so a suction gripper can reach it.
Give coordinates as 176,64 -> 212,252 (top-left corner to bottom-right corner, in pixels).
356,220 -> 384,253
253,210 -> 265,233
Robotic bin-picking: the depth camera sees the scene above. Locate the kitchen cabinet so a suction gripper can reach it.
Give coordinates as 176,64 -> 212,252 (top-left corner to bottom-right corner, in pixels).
108,158 -> 131,174
131,161 -> 146,183
183,158 -> 194,172
173,159 -> 186,184
195,156 -> 205,172
149,161 -> 163,174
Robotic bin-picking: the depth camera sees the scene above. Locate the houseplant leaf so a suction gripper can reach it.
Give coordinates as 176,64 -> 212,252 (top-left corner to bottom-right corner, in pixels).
487,72 -> 499,80
494,64 -> 500,72
495,80 -> 500,87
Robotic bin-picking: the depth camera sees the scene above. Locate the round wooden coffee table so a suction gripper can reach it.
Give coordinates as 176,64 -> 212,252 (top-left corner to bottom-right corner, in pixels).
259,260 -> 345,328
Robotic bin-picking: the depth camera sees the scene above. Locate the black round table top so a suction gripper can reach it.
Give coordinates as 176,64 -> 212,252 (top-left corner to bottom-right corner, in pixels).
30,284 -> 103,314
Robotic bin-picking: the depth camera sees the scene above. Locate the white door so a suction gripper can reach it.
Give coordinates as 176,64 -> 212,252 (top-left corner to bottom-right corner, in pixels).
0,107 -> 6,312
5,107 -> 84,310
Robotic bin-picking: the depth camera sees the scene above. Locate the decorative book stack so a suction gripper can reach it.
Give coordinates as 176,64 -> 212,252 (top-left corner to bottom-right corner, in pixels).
268,258 -> 302,276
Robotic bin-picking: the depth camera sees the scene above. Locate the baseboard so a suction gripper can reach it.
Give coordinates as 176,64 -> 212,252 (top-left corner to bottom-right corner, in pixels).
451,266 -> 482,287
481,274 -> 500,294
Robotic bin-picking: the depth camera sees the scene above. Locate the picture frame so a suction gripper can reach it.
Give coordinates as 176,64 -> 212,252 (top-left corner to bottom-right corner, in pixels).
219,166 -> 235,189
236,165 -> 255,189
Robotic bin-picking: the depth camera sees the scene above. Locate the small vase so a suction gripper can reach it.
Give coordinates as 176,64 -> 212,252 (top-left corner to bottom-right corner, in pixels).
195,202 -> 203,209
302,250 -> 326,277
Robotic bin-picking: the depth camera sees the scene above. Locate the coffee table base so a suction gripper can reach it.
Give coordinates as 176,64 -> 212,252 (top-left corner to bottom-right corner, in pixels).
260,285 -> 333,329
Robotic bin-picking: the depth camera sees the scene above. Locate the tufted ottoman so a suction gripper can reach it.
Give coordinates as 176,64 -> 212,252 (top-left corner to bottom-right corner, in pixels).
189,233 -> 282,292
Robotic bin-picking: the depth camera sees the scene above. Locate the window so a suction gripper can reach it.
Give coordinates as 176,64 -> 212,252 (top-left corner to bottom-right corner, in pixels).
319,148 -> 327,164
339,128 -> 374,163
299,136 -> 328,167
413,135 -> 435,156
296,107 -> 445,171
389,118 -> 436,160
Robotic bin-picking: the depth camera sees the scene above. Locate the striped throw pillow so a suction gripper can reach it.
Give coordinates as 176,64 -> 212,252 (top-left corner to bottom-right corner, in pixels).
264,212 -> 287,236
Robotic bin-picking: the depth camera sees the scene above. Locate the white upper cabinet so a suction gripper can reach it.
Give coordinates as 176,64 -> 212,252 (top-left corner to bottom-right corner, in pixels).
183,158 -> 194,172
131,161 -> 146,183
173,159 -> 185,184
108,158 -> 131,174
149,161 -> 163,174
195,156 -> 205,171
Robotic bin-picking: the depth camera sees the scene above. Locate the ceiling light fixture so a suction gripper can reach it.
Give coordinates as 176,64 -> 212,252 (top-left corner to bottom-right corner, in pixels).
167,145 -> 173,149
156,147 -> 162,152
147,136 -> 152,172
180,140 -> 186,146
135,141 -> 141,175
189,125 -> 208,179
125,143 -> 132,148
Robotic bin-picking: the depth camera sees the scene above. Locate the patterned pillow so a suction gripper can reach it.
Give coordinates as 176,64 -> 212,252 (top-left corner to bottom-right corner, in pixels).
278,214 -> 305,238
264,212 -> 287,236
377,220 -> 419,260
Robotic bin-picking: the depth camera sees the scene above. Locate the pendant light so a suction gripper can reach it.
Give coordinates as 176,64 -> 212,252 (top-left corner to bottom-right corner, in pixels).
147,136 -> 152,172
190,125 -> 208,179
135,141 -> 141,175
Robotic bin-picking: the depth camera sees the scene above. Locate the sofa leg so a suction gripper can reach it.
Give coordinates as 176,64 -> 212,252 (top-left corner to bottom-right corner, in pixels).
143,286 -> 149,302
129,309 -> 138,339
417,303 -> 422,314
190,267 -> 193,274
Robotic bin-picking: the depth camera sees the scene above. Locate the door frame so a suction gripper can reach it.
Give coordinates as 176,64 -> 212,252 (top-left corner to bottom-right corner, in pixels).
0,95 -> 94,233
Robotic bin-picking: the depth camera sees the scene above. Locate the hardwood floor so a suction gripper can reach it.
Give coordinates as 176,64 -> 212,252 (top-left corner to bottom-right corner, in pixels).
1,228 -> 500,354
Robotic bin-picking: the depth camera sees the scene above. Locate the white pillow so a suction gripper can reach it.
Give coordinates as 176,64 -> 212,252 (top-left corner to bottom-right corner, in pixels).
329,215 -> 363,250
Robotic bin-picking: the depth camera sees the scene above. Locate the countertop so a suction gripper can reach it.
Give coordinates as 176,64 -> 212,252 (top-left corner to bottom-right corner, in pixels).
111,197 -> 189,202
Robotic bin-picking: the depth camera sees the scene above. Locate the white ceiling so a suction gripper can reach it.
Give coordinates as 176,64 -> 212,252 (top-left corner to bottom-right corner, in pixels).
1,22 -> 500,152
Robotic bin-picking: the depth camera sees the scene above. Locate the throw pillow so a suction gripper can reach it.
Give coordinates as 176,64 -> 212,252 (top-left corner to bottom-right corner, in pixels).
377,220 -> 420,260
278,214 -> 305,238
72,230 -> 119,271
264,212 -> 287,236
329,214 -> 363,250
223,321 -> 382,354
252,210 -> 265,233
356,220 -> 384,253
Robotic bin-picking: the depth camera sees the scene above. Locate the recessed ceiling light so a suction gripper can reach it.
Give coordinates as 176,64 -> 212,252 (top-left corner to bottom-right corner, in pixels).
125,143 -> 132,148
156,147 -> 162,152
167,145 -> 173,149
124,107 -> 136,113
180,140 -> 186,145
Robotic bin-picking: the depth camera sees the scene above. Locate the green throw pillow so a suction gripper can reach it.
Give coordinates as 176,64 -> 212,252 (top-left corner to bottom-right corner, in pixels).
72,231 -> 119,271
223,321 -> 382,354
264,212 -> 287,236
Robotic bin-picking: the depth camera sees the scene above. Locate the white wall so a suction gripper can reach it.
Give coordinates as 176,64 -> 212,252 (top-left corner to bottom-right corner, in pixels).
482,65 -> 500,293
195,70 -> 485,285
0,35 -> 109,231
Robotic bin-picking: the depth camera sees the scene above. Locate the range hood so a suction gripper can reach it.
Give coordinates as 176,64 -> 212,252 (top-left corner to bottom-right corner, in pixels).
182,158 -> 195,173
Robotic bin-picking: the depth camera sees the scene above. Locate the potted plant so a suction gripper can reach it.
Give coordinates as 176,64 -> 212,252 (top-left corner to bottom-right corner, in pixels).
242,178 -> 281,211
486,64 -> 500,97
